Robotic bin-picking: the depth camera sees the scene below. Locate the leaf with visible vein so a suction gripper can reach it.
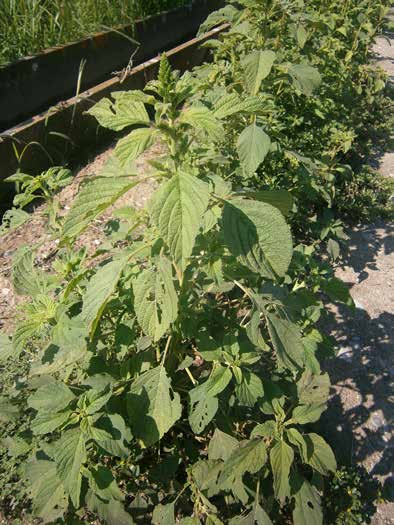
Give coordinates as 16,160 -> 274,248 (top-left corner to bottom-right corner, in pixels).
293,477 -> 322,525
270,439 -> 294,501
28,381 -> 75,412
133,256 -> 178,342
149,171 -> 210,271
82,255 -> 130,338
86,96 -> 149,131
265,313 -> 305,370
303,433 -> 336,474
219,438 -> 267,486
25,460 -> 68,522
127,365 -> 182,446
288,64 -> 321,96
54,429 -> 86,508
189,396 -> 218,434
242,50 -> 276,94
223,198 -> 293,278
62,166 -> 138,242
115,127 -> 158,167
237,123 -> 271,175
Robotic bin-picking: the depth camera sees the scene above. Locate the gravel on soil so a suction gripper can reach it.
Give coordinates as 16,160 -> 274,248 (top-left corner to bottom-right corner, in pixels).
0,141 -> 163,334
320,24 -> 394,524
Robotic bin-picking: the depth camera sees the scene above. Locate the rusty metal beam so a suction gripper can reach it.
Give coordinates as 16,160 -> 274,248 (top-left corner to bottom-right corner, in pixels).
0,24 -> 228,201
0,0 -> 224,131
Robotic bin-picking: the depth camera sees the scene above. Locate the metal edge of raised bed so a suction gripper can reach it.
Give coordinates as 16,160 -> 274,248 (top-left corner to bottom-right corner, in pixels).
0,0 -> 224,131
0,24 -> 228,201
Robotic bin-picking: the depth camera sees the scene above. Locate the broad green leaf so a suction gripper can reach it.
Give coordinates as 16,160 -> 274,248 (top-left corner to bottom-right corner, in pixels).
242,50 -> 276,94
293,478 -> 322,525
190,364 -> 232,402
0,332 -> 13,362
179,104 -> 222,138
251,420 -> 277,439
86,96 -> 149,131
235,371 -> 264,407
303,433 -> 336,475
286,428 -> 309,461
238,190 -> 293,216
31,410 -> 71,436
321,277 -> 354,307
246,309 -> 269,350
297,371 -> 330,405
82,255 -> 130,338
213,92 -> 243,119
0,396 -> 19,422
219,439 -> 267,486
84,387 -> 113,415
12,246 -> 47,297
62,159 -> 138,241
189,396 -> 218,434
230,502 -> 272,524
270,439 -> 294,501
288,64 -> 321,96
296,25 -> 308,48
25,460 -> 68,522
115,127 -> 158,167
290,403 -> 327,424
152,502 -> 175,525
191,459 -> 224,498
265,313 -> 304,370
86,465 -> 124,502
209,429 -> 238,461
86,491 -> 135,525
149,171 -> 210,271
197,5 -> 239,36
97,413 -> 132,459
179,518 -> 201,525
2,436 -> 31,458
213,93 -> 263,119
327,238 -> 340,261
31,339 -> 87,376
127,365 -> 182,446
0,207 -> 29,236
133,257 -> 178,342
28,381 -> 75,412
223,198 -> 293,278
54,429 -> 86,508
237,124 -> 271,175
81,417 -> 113,441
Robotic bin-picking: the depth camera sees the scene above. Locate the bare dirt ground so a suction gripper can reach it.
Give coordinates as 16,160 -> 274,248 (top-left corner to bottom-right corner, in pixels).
320,25 -> 394,524
0,141 -> 162,334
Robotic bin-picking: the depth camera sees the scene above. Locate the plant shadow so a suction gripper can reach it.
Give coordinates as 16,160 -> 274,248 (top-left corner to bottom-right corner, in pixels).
318,294 -> 393,502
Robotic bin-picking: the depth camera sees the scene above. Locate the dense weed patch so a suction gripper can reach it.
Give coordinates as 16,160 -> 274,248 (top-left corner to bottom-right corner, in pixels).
0,0 -> 392,523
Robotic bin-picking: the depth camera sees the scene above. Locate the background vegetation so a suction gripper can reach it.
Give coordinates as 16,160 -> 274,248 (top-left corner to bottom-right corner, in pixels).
0,0 -> 187,65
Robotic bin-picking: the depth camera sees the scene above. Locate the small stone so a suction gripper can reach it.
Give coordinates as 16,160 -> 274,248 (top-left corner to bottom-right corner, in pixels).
350,338 -> 361,350
337,347 -> 353,362
354,299 -> 366,310
1,288 -> 10,296
371,414 -> 385,429
94,239 -> 101,246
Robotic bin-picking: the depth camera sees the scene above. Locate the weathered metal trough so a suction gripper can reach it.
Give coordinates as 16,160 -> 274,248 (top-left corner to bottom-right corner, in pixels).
0,0 -> 226,205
